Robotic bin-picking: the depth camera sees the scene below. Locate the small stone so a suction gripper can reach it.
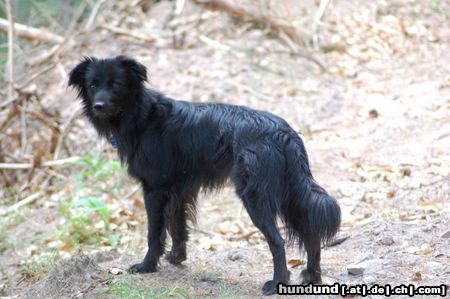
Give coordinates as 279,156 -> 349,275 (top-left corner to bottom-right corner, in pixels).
441,231 -> 450,239
228,251 -> 242,261
400,168 -> 411,177
368,109 -> 379,118
380,236 -> 394,246
426,261 -> 444,273
109,267 -> 123,275
422,226 -> 433,232
326,232 -> 350,247
347,265 -> 365,275
373,228 -> 383,236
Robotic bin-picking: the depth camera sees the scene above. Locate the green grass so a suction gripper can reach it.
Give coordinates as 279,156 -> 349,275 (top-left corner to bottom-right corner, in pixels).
218,282 -> 239,299
105,278 -> 190,299
431,0 -> 442,13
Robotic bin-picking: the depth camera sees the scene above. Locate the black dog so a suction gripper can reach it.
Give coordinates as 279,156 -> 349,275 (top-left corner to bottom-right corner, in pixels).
69,56 -> 341,295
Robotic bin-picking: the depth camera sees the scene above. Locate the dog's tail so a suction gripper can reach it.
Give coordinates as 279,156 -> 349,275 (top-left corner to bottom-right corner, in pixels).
281,138 -> 341,249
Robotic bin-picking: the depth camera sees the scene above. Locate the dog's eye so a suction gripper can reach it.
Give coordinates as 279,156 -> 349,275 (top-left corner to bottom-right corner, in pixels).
90,84 -> 96,89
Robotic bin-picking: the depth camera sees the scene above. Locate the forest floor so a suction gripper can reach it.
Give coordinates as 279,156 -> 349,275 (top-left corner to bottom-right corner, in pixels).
0,0 -> 449,298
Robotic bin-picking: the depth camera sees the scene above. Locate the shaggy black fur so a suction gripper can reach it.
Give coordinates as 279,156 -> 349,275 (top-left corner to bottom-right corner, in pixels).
69,56 -> 341,295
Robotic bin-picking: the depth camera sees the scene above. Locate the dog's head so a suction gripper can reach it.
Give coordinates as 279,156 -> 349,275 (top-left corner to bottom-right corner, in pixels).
69,56 -> 147,119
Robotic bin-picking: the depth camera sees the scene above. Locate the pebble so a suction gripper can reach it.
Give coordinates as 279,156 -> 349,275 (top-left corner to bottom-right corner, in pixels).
347,265 -> 365,275
441,231 -> 450,239
380,236 -> 394,246
326,232 -> 350,247
426,261 -> 444,273
227,251 -> 243,261
347,258 -> 383,276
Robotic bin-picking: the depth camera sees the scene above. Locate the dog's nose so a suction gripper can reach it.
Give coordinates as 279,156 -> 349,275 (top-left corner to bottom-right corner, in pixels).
93,102 -> 105,110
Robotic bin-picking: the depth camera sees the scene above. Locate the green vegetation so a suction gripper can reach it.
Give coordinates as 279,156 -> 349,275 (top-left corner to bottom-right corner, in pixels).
105,278 -> 190,299
431,0 -> 442,13
218,282 -> 239,299
57,152 -> 126,248
0,0 -> 88,82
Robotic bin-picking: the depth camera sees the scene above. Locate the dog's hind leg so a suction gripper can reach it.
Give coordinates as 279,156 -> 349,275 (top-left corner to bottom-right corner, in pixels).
243,199 -> 289,295
129,189 -> 168,273
233,149 -> 289,295
300,236 -> 322,284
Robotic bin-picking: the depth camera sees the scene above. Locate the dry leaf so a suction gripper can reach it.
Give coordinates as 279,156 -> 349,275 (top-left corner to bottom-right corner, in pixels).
287,258 -> 306,268
61,240 -> 73,251
412,272 -> 422,281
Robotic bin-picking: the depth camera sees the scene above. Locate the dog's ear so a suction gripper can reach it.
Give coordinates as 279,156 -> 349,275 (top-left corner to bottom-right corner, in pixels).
69,57 -> 96,95
117,56 -> 148,83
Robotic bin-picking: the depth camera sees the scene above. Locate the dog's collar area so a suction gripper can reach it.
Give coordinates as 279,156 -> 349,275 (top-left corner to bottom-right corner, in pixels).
110,136 -> 118,149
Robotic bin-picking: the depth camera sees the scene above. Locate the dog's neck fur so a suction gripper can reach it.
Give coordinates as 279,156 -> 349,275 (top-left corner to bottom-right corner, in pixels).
87,87 -> 172,162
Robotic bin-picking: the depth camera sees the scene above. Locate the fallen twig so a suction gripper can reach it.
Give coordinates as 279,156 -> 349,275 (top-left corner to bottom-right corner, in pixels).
123,185 -> 141,201
175,0 -> 186,15
0,18 -> 64,44
26,109 -> 59,131
315,0 -> 331,24
20,101 -> 27,156
0,156 -> 80,170
192,0 -> 299,42
27,44 -> 61,66
14,64 -> 55,90
67,1 -> 89,34
101,24 -> 156,43
230,229 -> 260,241
198,35 -> 230,51
192,228 -> 216,237
53,106 -> 82,159
313,0 -> 332,49
0,105 -> 19,131
0,191 -> 43,216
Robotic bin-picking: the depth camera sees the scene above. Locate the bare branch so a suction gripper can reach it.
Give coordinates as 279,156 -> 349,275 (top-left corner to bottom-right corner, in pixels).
0,18 -> 65,44
0,156 -> 81,170
84,0 -> 107,31
101,24 -> 156,43
0,192 -> 43,216
5,0 -> 15,108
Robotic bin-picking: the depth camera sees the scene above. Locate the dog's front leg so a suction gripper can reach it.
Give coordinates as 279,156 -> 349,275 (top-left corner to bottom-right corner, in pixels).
129,189 -> 167,273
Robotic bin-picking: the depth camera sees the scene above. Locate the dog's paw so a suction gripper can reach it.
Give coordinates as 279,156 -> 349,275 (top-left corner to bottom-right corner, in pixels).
262,271 -> 290,295
262,280 -> 279,295
300,269 -> 322,284
165,250 -> 187,265
127,262 -> 157,274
